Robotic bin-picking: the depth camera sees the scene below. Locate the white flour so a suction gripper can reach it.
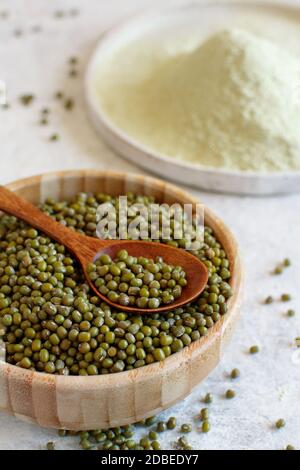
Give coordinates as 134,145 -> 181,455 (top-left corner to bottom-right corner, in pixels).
98,29 -> 300,172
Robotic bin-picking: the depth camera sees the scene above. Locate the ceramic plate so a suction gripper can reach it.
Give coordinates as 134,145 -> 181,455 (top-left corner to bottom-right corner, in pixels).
85,1 -> 300,195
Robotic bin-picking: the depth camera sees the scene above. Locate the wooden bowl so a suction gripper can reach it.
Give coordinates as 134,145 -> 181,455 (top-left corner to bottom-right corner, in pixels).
0,170 -> 243,430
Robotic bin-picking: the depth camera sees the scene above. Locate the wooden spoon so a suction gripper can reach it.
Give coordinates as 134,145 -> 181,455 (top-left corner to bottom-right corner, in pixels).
0,186 -> 208,313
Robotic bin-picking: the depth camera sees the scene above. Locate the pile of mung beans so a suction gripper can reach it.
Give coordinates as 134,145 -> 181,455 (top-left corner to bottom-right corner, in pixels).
0,192 -> 232,376
47,415 -> 179,450
88,250 -> 187,308
48,413 -> 206,450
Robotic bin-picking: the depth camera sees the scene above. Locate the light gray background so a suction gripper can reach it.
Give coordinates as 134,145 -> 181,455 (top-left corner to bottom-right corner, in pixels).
0,0 -> 299,450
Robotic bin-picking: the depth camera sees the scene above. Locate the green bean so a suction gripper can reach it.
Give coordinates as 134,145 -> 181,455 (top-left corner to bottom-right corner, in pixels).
181,423 -> 192,433
202,420 -> 210,433
167,417 -> 177,430
231,368 -> 240,379
250,345 -> 260,354
204,393 -> 213,404
225,389 -> 236,399
276,419 -> 286,429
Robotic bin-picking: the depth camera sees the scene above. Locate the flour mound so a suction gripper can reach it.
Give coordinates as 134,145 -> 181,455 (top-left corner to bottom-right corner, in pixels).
99,29 -> 300,172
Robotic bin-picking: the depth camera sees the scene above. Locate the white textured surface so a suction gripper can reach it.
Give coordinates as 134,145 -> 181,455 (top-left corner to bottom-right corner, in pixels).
0,0 -> 299,451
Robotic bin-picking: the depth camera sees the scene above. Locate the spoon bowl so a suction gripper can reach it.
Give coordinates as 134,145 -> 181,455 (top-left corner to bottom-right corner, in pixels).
82,239 -> 208,313
0,186 -> 208,313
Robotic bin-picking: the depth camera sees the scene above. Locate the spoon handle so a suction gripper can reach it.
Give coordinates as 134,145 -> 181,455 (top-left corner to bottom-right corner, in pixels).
0,186 -> 85,252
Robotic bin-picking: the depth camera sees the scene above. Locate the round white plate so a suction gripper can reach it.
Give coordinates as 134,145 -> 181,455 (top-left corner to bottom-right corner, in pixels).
85,1 -> 300,195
